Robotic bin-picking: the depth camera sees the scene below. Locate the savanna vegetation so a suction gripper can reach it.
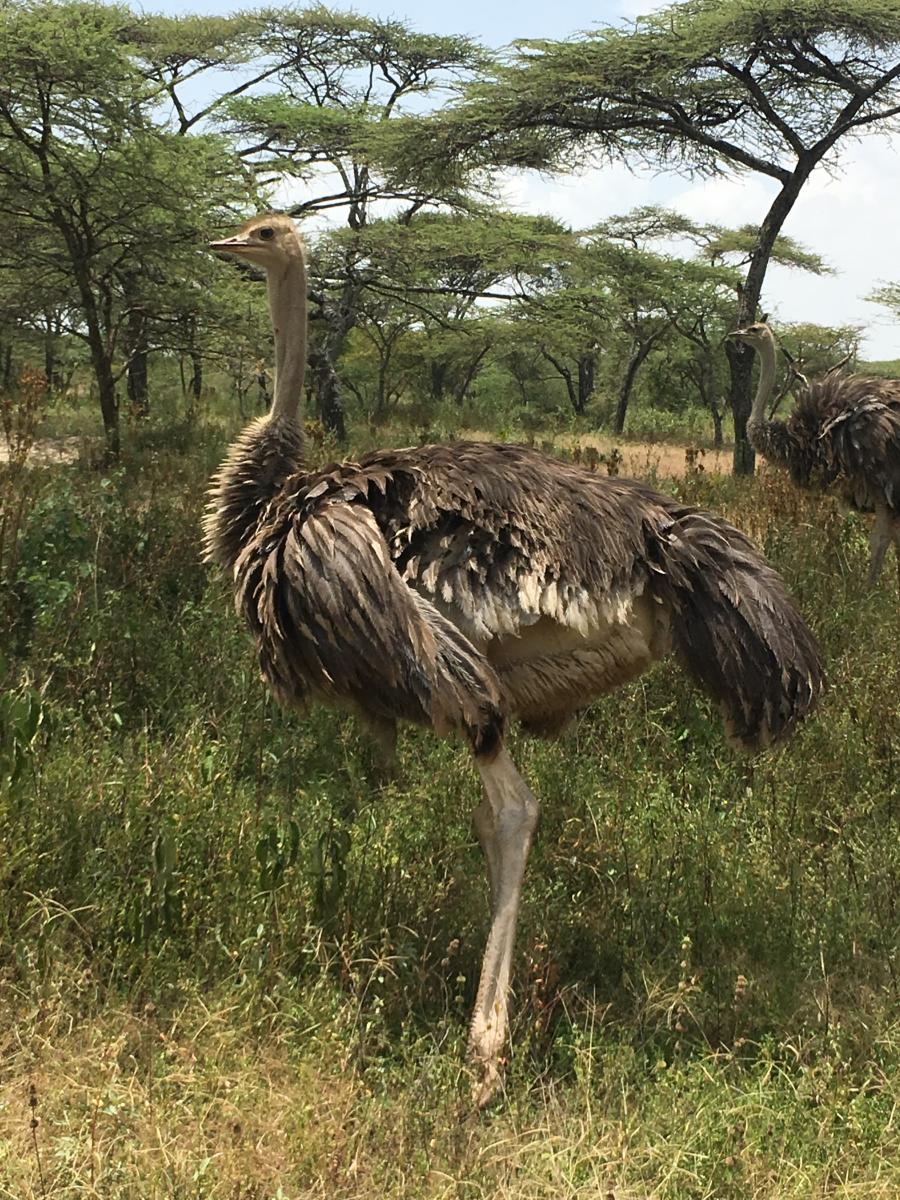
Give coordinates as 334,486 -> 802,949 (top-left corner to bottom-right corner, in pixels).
2,1 -> 900,1197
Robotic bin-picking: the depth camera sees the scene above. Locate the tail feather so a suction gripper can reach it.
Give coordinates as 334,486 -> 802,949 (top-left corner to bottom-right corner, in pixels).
653,508 -> 825,750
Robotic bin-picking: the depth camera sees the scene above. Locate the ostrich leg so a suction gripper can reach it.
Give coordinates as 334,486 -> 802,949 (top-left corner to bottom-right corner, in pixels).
468,742 -> 539,1107
359,715 -> 398,784
868,506 -> 893,587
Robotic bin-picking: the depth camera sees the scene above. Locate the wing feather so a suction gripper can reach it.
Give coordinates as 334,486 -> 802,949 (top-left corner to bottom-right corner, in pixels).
234,496 -> 503,740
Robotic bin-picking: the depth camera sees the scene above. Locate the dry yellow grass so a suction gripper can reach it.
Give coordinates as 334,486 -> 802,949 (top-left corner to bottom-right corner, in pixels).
3,987 -> 899,1199
458,429 -> 732,479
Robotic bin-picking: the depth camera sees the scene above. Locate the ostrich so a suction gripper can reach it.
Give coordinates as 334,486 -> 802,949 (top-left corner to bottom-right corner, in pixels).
206,215 -> 824,1104
728,321 -> 900,589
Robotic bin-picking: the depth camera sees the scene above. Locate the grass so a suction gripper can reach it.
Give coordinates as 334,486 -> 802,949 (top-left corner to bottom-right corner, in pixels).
4,983 -> 900,1197
0,404 -> 898,1197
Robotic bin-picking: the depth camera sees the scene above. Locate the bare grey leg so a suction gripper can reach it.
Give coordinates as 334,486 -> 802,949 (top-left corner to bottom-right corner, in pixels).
473,793 -> 501,912
468,743 -> 539,1107
868,506 -> 892,587
359,715 -> 397,783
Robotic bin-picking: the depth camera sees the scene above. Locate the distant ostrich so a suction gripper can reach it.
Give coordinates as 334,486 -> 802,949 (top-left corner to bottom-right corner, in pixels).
206,216 -> 824,1105
729,321 -> 900,588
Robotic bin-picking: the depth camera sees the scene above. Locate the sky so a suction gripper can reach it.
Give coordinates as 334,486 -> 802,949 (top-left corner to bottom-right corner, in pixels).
147,0 -> 900,359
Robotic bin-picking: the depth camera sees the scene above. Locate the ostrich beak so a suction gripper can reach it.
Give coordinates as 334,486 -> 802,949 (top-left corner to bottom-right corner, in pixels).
209,234 -> 252,254
725,327 -> 750,344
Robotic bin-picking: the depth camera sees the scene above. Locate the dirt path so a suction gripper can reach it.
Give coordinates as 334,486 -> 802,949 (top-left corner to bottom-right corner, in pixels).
0,436 -> 81,466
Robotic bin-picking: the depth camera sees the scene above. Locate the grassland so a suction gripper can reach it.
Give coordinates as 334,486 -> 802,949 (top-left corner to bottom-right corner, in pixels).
1,410 -> 898,1198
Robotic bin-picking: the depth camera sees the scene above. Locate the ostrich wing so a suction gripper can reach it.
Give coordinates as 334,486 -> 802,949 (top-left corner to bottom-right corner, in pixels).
359,442 -> 661,643
819,388 -> 900,512
234,497 -> 503,741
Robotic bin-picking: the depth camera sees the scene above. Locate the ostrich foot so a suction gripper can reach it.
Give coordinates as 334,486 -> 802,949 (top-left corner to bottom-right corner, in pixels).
469,1055 -> 504,1109
468,1000 -> 509,1108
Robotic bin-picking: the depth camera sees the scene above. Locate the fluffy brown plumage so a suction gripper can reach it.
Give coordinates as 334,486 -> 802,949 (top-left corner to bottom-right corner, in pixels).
206,429 -> 823,753
730,321 -> 900,587
207,215 -> 824,1105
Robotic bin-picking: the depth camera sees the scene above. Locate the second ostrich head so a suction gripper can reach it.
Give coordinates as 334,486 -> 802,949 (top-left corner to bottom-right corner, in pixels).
210,213 -> 308,423
727,321 -> 774,355
727,320 -> 825,484
727,320 -> 780,434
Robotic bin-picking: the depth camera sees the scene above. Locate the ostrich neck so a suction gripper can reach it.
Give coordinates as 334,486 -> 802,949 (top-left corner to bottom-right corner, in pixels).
202,247 -> 308,571
267,253 -> 308,422
748,333 -> 777,430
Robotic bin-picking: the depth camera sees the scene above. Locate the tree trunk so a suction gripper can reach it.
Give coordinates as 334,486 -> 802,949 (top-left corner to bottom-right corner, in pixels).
430,360 -> 448,403
74,272 -> 119,456
374,360 -> 390,423
710,400 -> 724,449
256,365 -> 270,411
725,342 -> 756,474
1,343 -> 11,390
190,352 -> 202,400
452,346 -> 490,406
692,351 -> 725,450
311,272 -> 360,441
95,358 -> 119,458
121,276 -> 149,416
541,350 -> 577,412
613,338 -> 655,435
310,350 -> 347,440
60,230 -> 120,456
43,316 -> 57,393
576,352 -> 595,415
127,347 -> 149,416
506,352 -> 531,407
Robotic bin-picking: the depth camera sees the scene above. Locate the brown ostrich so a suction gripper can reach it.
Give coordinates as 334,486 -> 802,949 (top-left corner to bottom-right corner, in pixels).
729,321 -> 900,589
206,215 -> 824,1104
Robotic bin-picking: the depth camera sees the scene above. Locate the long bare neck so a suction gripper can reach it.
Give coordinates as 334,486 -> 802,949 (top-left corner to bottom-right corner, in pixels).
267,251 -> 308,422
748,329 -> 778,430
203,245 -> 308,571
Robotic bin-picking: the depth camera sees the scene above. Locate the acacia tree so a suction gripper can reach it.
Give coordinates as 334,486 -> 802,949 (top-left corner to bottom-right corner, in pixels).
590,208 -> 831,433
432,0 -> 900,472
311,209 -> 573,420
0,1 -> 249,456
507,283 -> 610,416
0,207 -> 83,392
361,211 -> 572,404
867,284 -> 900,368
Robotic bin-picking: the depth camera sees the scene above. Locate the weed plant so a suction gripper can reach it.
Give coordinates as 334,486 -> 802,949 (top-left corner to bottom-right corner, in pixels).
0,412 -> 898,1197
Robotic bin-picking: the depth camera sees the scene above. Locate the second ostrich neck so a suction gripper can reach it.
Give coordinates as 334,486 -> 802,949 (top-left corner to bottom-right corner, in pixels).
747,332 -> 778,436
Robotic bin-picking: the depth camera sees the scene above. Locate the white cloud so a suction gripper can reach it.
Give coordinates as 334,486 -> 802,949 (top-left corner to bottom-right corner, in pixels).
500,161 -> 661,226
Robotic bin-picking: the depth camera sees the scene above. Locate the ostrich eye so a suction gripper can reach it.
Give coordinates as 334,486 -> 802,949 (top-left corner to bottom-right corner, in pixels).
258,227 -> 275,240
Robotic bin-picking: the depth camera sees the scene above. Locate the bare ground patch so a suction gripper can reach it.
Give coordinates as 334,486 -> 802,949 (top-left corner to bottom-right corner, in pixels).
0,436 -> 82,466
460,429 -> 731,479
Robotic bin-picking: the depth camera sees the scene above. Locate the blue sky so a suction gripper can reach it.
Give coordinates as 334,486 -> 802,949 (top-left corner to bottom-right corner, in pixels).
145,0 -> 645,41
145,0 -> 900,358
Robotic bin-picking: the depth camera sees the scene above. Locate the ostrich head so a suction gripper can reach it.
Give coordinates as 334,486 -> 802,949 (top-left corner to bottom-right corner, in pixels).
209,213 -> 305,267
726,321 -> 775,352
210,212 -> 308,427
